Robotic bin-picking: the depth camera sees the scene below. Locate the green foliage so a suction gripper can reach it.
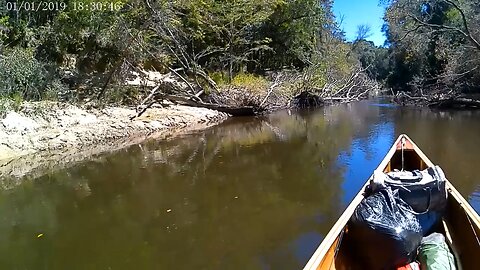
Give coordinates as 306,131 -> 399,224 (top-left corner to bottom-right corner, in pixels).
0,47 -> 66,100
383,0 -> 480,94
231,73 -> 269,93
0,0 -> 368,105
209,71 -> 229,86
351,40 -> 390,81
0,90 -> 23,117
0,13 -> 9,43
174,0 -> 279,76
0,47 -> 46,99
39,1 -> 132,71
259,0 -> 326,69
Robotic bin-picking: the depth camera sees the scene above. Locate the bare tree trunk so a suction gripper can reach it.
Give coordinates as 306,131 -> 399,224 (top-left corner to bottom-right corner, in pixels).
96,56 -> 126,100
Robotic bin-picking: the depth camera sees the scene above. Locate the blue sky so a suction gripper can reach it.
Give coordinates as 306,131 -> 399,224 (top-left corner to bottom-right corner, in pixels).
333,0 -> 386,46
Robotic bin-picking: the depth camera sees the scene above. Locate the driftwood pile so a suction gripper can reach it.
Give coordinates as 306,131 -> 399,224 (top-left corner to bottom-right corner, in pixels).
130,72 -> 291,119
393,92 -> 480,109
291,91 -> 324,108
128,66 -> 379,119
130,79 -> 258,120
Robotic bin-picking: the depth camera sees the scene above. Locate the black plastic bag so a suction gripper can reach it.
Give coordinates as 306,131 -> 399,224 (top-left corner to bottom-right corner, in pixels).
416,211 -> 442,236
349,187 -> 423,269
386,166 -> 447,213
369,166 -> 448,235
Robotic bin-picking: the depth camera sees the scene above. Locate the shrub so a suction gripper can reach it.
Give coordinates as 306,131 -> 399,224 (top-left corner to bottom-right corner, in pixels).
231,73 -> 268,93
0,93 -> 22,118
209,71 -> 228,86
0,47 -> 65,101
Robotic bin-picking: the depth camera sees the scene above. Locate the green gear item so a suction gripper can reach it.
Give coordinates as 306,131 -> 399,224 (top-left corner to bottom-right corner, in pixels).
418,233 -> 456,270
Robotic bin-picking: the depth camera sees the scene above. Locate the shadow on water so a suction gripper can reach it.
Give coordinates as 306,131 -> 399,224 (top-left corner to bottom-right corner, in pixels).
0,101 -> 478,269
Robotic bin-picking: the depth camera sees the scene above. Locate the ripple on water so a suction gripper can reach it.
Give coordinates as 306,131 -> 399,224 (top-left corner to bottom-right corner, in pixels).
369,103 -> 398,108
469,185 -> 480,214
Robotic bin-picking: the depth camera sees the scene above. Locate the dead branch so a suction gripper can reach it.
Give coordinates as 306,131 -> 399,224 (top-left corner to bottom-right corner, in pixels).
259,74 -> 283,108
130,100 -> 157,120
429,97 -> 480,109
159,94 -> 256,116
127,31 -> 198,96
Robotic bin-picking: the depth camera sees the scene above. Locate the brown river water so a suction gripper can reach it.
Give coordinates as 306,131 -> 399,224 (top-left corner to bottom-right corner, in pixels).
0,100 -> 479,269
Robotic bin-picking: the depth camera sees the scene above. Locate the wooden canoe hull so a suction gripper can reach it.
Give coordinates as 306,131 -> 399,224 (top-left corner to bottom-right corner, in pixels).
303,134 -> 480,270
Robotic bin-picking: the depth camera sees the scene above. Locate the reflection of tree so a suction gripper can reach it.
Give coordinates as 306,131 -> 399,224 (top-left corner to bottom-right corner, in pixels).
122,105 -> 375,269
0,103 -> 384,270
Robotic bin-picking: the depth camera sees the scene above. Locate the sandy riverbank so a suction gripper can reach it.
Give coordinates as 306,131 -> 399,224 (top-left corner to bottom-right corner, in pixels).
0,101 -> 228,182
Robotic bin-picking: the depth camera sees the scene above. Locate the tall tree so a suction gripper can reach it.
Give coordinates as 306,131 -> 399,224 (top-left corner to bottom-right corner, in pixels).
383,0 -> 480,94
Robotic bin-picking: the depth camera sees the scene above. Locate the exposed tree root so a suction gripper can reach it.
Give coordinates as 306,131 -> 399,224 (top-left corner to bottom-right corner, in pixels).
292,91 -> 324,108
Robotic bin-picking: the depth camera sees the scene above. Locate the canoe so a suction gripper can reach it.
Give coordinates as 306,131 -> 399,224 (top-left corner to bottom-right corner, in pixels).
303,134 -> 480,270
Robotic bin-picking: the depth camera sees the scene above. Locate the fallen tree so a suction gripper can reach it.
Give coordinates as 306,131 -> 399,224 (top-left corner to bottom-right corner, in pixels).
130,82 -> 260,119
393,91 -> 480,109
157,94 -> 256,116
128,66 -> 379,118
428,97 -> 480,109
130,72 -> 294,119
288,65 -> 380,109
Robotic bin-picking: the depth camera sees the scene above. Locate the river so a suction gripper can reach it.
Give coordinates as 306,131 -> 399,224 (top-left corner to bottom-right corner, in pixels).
0,101 -> 479,269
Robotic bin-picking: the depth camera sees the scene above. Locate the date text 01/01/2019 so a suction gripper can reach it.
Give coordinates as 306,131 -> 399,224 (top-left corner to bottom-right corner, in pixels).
5,1 -> 123,12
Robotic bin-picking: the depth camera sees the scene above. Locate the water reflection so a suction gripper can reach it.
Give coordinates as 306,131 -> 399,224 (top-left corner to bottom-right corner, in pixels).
0,101 -> 478,269
337,121 -> 395,205
391,107 -> 480,212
